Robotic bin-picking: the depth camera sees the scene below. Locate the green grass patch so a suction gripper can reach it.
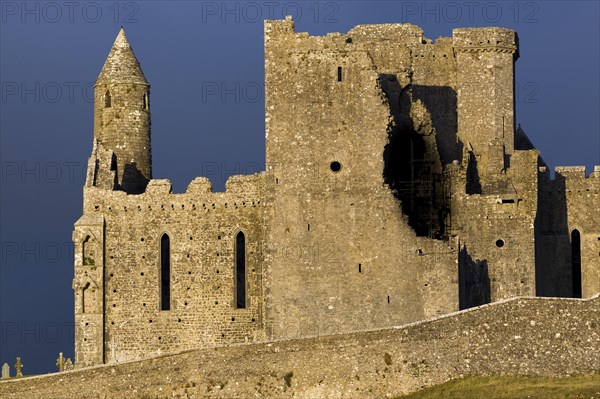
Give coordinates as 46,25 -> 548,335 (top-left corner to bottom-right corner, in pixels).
396,373 -> 600,399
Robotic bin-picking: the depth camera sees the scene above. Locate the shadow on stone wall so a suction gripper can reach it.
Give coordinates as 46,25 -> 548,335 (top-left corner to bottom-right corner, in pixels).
121,162 -> 150,194
412,85 -> 460,166
380,76 -> 455,238
465,150 -> 482,195
458,245 -> 491,309
535,168 -> 574,297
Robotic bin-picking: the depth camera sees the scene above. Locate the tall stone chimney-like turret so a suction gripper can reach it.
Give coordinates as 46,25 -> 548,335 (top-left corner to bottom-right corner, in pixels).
453,27 -> 519,159
94,28 -> 151,194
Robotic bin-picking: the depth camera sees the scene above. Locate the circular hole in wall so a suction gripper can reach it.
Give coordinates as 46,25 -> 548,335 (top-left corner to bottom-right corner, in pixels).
330,161 -> 342,172
496,239 -> 505,248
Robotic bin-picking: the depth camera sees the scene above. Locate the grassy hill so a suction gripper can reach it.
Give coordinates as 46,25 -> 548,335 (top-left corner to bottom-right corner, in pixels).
397,373 -> 600,399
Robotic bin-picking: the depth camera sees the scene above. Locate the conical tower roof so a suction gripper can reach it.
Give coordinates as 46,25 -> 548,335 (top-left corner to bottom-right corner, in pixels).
96,28 -> 148,85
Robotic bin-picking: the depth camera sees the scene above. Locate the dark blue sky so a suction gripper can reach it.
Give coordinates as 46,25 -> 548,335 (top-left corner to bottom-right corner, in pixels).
1,1 -> 598,375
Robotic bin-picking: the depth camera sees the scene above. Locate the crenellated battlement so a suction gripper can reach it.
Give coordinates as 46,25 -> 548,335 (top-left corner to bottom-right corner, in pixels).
83,173 -> 266,215
265,16 -> 462,55
539,165 -> 600,181
555,165 -> 600,179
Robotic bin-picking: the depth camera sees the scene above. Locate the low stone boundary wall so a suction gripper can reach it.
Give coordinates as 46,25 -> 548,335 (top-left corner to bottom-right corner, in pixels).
1,295 -> 598,398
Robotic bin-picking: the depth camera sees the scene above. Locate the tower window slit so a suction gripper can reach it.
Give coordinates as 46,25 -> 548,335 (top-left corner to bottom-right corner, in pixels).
160,234 -> 171,310
104,91 -> 111,108
337,66 -> 343,82
235,232 -> 246,309
571,229 -> 582,298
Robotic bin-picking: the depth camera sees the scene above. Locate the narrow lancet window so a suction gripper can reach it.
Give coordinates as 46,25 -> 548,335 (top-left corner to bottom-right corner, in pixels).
142,93 -> 148,110
337,66 -> 343,82
572,229 -> 582,298
235,232 -> 246,309
160,234 -> 171,310
82,282 -> 97,314
82,236 -> 94,265
104,91 -> 111,108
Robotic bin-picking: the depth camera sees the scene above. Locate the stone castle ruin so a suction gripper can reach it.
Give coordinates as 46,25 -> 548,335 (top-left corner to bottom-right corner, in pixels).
72,17 -> 599,367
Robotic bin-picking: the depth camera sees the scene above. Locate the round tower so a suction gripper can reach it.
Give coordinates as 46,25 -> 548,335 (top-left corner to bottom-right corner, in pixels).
94,28 -> 151,194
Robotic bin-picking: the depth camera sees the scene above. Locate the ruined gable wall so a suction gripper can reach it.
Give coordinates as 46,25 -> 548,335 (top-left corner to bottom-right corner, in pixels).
74,174 -> 267,364
263,18 -> 458,340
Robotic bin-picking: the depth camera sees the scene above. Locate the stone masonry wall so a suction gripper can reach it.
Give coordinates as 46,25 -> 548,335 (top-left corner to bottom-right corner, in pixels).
74,173 -> 267,365
263,18 -> 458,340
453,27 -> 518,156
449,149 -> 539,304
536,166 -> 600,298
2,295 -> 598,399
94,82 -> 151,194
